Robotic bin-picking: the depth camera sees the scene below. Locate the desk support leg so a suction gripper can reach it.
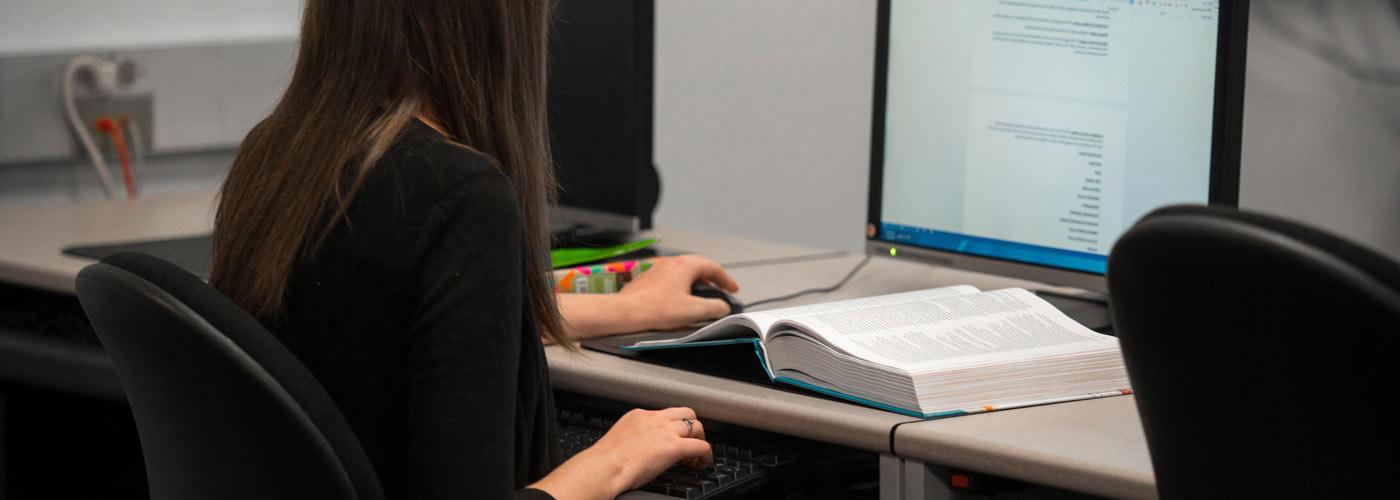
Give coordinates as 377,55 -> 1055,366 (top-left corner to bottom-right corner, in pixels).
903,460 -> 958,500
879,454 -> 904,500
1,391 -> 6,495
881,454 -> 965,500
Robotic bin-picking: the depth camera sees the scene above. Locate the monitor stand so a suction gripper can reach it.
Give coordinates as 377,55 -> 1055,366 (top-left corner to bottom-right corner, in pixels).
1035,290 -> 1113,334
550,205 -> 642,248
551,225 -> 637,249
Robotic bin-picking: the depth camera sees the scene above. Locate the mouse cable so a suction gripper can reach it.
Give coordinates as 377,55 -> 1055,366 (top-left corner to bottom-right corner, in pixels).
744,254 -> 873,310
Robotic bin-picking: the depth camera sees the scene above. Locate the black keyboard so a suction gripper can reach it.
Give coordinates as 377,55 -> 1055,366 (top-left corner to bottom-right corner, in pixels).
0,281 -> 99,344
62,234 -> 214,280
557,409 -> 799,499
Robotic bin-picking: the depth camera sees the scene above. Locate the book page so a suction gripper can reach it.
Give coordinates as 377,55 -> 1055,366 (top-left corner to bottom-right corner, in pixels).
627,285 -> 979,348
747,285 -> 980,340
778,288 -> 1115,372
629,314 -> 761,347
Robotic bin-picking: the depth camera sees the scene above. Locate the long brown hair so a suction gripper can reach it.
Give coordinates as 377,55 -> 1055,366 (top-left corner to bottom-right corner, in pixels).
211,0 -> 568,346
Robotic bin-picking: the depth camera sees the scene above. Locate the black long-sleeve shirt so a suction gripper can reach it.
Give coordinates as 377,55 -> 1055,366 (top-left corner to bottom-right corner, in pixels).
270,120 -> 558,499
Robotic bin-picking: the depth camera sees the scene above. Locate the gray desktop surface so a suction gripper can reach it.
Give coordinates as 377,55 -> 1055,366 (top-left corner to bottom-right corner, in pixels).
0,191 -> 1157,499
0,190 -> 215,294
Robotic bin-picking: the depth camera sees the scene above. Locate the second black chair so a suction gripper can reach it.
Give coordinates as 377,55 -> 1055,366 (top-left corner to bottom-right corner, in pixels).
76,252 -> 384,500
1108,205 -> 1400,499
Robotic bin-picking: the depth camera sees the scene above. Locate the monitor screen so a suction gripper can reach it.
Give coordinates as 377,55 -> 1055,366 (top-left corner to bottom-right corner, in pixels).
870,0 -> 1237,280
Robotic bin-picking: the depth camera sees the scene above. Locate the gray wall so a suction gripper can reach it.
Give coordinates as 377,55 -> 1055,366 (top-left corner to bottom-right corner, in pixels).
1239,0 -> 1400,261
0,41 -> 295,203
654,0 -> 875,253
0,0 -> 298,204
655,0 -> 1400,261
0,0 -> 298,55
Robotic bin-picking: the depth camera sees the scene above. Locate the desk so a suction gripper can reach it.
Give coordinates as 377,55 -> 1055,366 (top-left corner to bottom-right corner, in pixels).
0,191 -> 215,294
0,191 -> 839,294
585,252 -> 1156,499
0,191 -> 1157,499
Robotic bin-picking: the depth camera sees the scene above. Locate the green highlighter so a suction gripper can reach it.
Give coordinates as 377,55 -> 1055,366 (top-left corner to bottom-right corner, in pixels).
550,239 -> 658,269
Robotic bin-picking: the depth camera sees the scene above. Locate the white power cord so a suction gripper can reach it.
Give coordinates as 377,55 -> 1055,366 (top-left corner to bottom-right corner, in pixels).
62,55 -> 121,198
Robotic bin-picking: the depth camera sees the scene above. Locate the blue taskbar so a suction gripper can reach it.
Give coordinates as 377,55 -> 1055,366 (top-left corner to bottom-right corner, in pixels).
880,223 -> 1108,275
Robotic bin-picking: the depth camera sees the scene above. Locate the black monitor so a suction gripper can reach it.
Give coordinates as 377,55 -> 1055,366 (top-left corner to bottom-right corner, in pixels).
548,0 -> 659,244
866,0 -> 1249,293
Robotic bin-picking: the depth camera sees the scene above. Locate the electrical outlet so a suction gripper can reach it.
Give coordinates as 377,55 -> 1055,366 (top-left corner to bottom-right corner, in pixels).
74,93 -> 154,155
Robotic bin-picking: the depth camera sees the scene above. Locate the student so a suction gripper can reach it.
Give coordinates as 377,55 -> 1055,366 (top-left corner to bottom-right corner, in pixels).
208,1 -> 739,498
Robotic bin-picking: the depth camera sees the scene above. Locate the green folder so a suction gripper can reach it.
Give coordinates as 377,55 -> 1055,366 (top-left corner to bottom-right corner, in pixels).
550,239 -> 658,269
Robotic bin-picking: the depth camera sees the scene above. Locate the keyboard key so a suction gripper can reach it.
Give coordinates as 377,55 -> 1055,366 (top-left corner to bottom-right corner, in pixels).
670,484 -> 701,499
718,465 -> 749,479
704,471 -> 733,486
640,480 -> 671,494
757,451 -> 795,466
670,475 -> 716,493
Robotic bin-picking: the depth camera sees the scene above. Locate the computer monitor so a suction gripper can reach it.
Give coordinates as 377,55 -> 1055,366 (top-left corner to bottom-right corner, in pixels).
866,0 -> 1249,293
548,0 -> 659,242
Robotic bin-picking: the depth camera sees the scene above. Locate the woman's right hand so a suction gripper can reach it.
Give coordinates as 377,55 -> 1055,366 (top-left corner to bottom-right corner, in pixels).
529,407 -> 712,500
616,255 -> 740,331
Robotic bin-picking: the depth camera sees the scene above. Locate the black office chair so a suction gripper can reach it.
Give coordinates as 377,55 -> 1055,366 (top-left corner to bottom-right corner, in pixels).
75,253 -> 385,500
1108,205 -> 1400,499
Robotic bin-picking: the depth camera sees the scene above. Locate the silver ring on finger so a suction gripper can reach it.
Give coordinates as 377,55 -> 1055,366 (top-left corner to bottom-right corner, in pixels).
681,417 -> 695,438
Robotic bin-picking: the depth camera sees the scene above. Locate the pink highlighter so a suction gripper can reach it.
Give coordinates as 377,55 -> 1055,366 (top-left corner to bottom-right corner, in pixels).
552,259 -> 656,294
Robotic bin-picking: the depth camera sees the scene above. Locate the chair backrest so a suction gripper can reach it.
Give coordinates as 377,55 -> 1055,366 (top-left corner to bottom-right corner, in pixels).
1108,205 -> 1400,499
75,252 -> 384,500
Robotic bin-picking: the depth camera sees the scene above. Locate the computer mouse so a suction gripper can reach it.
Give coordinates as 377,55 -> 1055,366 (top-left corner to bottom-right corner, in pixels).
691,283 -> 744,316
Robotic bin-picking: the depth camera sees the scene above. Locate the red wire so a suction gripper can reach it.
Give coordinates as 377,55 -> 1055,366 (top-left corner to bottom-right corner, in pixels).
95,116 -> 137,199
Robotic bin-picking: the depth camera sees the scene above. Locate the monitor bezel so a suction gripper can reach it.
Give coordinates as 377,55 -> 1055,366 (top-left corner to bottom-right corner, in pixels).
865,0 -> 1250,293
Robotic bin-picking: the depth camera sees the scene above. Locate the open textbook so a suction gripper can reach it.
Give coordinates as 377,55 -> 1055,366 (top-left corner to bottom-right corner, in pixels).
623,286 -> 1130,418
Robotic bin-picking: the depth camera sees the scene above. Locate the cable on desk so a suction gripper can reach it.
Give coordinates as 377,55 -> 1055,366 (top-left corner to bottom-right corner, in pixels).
719,250 -> 850,270
744,254 -> 873,310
